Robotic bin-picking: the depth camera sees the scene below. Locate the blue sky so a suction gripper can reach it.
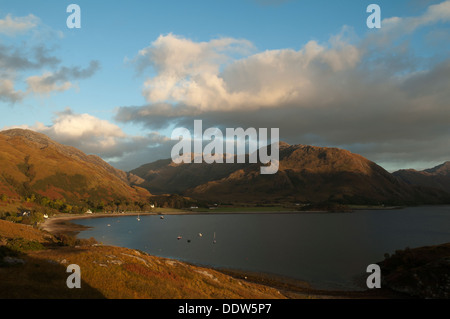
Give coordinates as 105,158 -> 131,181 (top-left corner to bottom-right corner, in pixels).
0,0 -> 449,171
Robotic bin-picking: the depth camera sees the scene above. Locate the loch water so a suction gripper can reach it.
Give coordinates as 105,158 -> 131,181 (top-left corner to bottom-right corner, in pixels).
73,206 -> 450,290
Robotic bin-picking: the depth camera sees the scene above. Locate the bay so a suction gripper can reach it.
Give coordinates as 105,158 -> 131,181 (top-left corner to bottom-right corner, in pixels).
73,206 -> 450,290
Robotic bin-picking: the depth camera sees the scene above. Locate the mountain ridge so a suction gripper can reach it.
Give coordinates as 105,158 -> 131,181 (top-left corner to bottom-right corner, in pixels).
2,129 -> 448,210
130,143 -> 450,205
393,162 -> 450,194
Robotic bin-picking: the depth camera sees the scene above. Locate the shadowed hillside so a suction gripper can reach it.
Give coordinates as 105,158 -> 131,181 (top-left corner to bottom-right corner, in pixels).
130,143 -> 450,205
394,162 -> 450,194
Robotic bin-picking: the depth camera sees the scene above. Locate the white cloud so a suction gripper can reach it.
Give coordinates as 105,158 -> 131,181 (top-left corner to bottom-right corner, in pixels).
4,109 -> 125,153
116,2 -> 450,170
134,33 -> 256,107
33,109 -> 127,152
131,33 -> 361,113
0,14 -> 39,36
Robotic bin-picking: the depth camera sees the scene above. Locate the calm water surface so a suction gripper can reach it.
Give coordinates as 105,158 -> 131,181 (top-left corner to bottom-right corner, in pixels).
73,206 -> 450,290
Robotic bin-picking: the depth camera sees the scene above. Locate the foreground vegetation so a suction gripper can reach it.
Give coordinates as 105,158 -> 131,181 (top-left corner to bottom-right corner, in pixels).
380,244 -> 450,299
0,219 -> 285,299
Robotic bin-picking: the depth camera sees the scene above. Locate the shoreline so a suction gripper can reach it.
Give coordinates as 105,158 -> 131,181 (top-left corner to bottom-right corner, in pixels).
39,210 -> 292,234
38,210 -> 340,235
40,211 -> 160,236
40,204 -> 407,234
39,210 -> 410,299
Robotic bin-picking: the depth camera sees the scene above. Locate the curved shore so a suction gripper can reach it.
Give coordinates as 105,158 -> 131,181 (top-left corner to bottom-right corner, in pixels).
38,211 -> 410,299
40,205 -> 402,234
40,212 -> 155,235
39,209 -> 314,234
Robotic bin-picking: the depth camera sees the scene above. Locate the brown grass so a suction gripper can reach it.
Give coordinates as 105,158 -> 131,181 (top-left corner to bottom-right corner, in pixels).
25,245 -> 285,299
0,219 -> 52,243
0,219 -> 285,299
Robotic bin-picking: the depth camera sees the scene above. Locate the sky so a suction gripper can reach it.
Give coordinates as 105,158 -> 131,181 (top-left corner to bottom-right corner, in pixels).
0,0 -> 449,172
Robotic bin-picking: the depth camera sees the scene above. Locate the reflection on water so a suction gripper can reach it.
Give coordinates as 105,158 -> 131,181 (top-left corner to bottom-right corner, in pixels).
73,206 -> 450,290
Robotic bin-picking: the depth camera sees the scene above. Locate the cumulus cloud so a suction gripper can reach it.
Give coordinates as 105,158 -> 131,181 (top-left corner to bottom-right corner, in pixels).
132,33 -> 255,107
8,108 -> 125,150
122,33 -> 360,115
115,1 -> 450,170
115,32 -> 363,127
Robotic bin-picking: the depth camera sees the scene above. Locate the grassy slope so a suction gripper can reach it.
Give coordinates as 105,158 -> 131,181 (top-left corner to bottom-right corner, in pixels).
0,219 -> 284,299
0,131 -> 150,204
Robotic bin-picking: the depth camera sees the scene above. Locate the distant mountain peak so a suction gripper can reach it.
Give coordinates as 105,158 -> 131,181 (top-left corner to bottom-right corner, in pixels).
424,161 -> 450,176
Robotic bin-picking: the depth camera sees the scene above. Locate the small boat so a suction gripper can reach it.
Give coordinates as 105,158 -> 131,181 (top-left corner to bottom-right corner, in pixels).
160,215 -> 164,219
198,233 -> 203,237
177,236 -> 182,240
137,214 -> 140,221
213,232 -> 216,244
